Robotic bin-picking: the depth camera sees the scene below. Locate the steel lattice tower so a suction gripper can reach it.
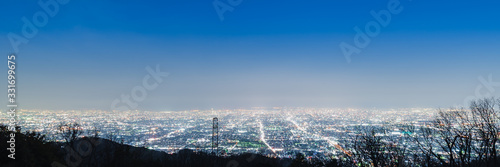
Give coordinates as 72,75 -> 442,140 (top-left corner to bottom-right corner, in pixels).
212,117 -> 219,155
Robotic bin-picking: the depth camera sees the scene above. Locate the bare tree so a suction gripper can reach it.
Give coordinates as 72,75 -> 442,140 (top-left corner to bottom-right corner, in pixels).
425,108 -> 476,166
385,125 -> 411,167
433,109 -> 461,166
453,109 -> 474,166
58,122 -> 83,145
407,120 -> 447,166
470,98 -> 499,165
342,126 -> 393,167
339,127 -> 369,167
407,98 -> 500,167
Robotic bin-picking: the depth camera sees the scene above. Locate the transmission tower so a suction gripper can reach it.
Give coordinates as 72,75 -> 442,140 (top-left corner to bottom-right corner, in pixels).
212,117 -> 219,155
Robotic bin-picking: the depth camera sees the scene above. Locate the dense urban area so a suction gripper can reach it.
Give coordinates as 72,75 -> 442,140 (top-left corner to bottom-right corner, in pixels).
3,107 -> 434,157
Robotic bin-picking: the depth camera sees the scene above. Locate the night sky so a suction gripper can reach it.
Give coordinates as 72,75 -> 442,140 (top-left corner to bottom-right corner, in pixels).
1,0 -> 499,111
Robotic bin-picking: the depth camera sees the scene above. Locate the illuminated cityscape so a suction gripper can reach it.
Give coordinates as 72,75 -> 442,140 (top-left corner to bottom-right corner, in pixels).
1,108 -> 435,159
2,0 -> 500,166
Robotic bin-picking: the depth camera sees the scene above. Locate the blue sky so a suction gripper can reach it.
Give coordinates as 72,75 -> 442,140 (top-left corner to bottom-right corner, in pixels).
1,0 -> 499,111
